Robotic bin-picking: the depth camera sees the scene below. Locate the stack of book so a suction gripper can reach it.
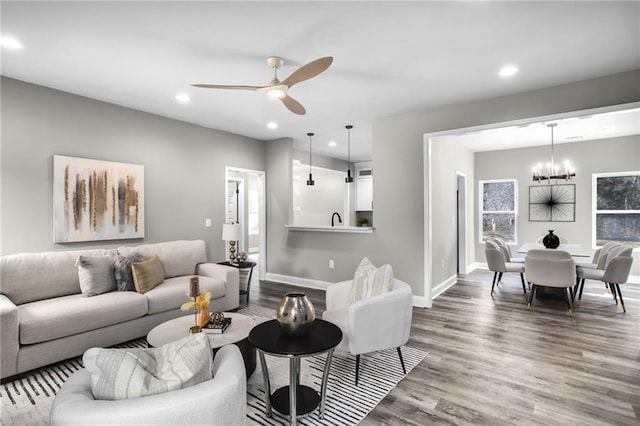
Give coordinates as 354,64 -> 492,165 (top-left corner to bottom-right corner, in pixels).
203,317 -> 232,334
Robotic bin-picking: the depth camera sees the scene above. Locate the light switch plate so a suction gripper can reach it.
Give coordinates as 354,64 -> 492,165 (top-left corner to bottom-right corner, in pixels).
205,218 -> 212,228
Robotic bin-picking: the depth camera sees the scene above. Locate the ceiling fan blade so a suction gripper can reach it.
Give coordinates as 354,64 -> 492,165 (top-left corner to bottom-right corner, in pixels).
281,95 -> 306,115
191,84 -> 262,91
281,56 -> 333,88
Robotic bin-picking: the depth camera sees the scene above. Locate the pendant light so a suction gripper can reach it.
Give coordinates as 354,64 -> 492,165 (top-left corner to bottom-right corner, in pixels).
532,123 -> 576,183
306,132 -> 315,186
345,125 -> 354,183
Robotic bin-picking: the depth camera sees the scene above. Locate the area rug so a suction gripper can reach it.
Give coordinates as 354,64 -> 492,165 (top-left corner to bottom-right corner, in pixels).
1,305 -> 427,425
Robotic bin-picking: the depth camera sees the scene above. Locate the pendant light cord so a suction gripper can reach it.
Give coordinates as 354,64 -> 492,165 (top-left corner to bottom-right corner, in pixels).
345,125 -> 353,183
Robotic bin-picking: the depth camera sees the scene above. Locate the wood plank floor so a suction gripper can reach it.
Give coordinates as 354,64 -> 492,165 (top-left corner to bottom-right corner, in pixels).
242,270 -> 640,425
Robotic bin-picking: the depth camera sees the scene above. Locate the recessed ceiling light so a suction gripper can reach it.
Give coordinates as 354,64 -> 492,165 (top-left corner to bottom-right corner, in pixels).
498,65 -> 519,77
0,36 -> 24,50
328,141 -> 337,147
267,122 -> 278,129
175,93 -> 190,103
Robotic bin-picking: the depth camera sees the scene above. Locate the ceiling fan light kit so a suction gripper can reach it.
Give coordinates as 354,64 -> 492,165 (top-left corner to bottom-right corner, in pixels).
192,55 -> 333,115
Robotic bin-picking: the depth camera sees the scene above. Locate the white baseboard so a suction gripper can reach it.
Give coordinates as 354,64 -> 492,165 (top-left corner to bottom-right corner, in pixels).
432,274 -> 457,300
467,263 -> 483,273
412,295 -> 428,308
264,273 -> 332,290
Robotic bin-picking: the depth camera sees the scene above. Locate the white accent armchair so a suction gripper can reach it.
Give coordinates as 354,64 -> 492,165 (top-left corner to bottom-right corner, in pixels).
322,278 -> 413,385
50,344 -> 247,426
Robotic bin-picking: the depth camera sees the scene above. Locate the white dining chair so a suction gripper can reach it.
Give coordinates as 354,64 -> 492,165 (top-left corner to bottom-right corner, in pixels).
525,249 -> 576,316
576,246 -> 634,311
493,237 -> 524,263
575,241 -> 619,270
485,240 -> 526,296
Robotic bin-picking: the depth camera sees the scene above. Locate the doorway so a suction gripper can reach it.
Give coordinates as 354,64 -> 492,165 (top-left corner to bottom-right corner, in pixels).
225,167 -> 266,282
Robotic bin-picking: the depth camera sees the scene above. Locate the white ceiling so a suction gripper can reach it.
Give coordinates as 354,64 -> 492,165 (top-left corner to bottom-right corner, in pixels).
438,107 -> 640,152
2,1 -> 639,162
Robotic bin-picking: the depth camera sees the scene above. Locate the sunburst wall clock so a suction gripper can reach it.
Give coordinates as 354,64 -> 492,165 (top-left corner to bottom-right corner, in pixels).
529,184 -> 575,222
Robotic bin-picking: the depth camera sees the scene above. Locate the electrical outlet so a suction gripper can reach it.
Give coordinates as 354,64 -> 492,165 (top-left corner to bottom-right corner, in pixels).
441,259 -> 445,269
329,260 -> 335,269
205,218 -> 212,228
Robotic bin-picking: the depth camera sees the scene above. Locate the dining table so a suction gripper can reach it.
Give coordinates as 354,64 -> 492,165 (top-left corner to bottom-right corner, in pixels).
517,243 -> 591,258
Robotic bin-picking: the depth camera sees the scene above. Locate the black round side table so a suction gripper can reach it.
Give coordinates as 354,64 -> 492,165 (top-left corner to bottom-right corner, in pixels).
248,319 -> 342,425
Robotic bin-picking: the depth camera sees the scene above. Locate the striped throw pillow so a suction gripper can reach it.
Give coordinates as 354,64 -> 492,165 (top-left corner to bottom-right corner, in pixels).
350,257 -> 394,302
84,333 -> 212,400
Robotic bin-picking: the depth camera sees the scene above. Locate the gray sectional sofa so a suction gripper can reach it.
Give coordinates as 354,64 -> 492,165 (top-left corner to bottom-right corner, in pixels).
0,240 -> 239,380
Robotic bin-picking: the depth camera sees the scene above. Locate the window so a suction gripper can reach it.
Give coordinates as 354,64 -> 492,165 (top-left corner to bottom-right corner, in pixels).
480,179 -> 517,243
593,172 -> 640,249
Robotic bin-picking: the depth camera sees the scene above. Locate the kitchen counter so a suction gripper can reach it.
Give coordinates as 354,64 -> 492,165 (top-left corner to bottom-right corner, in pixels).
285,225 -> 374,234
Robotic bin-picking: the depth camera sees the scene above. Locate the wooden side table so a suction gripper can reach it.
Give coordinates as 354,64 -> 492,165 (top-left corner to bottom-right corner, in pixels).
218,260 -> 257,301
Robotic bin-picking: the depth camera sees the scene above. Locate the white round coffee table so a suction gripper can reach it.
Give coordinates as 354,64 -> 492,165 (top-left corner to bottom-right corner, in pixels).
147,312 -> 258,376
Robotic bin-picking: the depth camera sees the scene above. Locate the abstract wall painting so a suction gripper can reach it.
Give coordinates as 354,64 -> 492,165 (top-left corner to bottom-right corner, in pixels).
529,184 -> 575,222
53,155 -> 144,242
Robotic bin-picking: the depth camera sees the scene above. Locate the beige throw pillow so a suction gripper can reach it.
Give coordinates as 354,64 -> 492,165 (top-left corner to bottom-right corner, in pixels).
350,257 -> 394,302
83,333 -> 213,400
131,255 -> 165,294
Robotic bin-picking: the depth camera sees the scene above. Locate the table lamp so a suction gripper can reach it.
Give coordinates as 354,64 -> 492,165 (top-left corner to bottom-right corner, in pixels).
222,222 -> 243,264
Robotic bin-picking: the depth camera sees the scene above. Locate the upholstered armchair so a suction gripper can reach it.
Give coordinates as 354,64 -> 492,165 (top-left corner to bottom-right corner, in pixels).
50,344 -> 247,426
525,249 -> 576,316
493,237 -> 524,263
485,240 -> 526,296
576,246 -> 634,311
575,241 -> 619,270
322,278 -> 413,385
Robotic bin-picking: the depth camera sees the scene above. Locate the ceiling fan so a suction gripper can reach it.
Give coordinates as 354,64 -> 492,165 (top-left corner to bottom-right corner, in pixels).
192,56 -> 333,115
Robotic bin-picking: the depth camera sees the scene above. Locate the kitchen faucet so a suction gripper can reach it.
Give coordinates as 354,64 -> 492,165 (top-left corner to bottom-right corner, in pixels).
331,212 -> 342,227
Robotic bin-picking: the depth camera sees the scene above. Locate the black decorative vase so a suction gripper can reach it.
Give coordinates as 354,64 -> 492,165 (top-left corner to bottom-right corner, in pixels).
276,293 -> 315,337
542,230 -> 560,249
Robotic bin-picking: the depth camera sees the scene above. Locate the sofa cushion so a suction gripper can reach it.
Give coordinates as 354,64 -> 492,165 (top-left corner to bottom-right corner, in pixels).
114,253 -> 144,291
76,255 -> 117,297
0,249 -> 115,305
144,276 -> 226,315
18,292 -> 148,345
117,240 -> 206,279
132,255 -> 165,294
83,333 -> 212,400
351,257 -> 394,302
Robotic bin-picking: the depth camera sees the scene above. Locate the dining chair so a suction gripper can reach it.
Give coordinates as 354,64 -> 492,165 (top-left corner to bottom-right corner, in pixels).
485,240 -> 526,296
493,237 -> 524,263
526,249 -> 572,260
525,249 -> 576,316
576,246 -> 634,311
575,241 -> 619,270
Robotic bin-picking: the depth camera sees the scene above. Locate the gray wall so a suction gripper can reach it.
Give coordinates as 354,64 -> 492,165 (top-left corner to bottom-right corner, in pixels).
475,135 -> 640,275
372,69 -> 640,298
430,136 -> 475,285
1,77 -> 265,261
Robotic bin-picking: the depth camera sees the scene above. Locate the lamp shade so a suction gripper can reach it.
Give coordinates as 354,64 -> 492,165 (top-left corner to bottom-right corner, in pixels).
222,223 -> 243,241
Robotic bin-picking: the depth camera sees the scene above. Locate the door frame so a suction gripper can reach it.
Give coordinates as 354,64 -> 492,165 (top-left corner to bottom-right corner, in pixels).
225,166 -> 266,282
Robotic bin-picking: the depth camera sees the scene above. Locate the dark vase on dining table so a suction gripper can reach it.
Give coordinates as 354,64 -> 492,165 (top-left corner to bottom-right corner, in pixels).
542,230 -> 560,249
